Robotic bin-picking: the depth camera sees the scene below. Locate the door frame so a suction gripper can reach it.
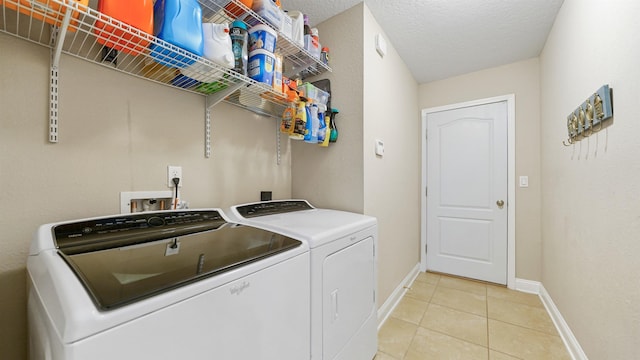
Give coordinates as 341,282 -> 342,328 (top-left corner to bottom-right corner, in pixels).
420,94 -> 516,289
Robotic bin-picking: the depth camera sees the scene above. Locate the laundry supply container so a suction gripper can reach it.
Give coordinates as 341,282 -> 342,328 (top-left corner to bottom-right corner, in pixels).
248,49 -> 275,85
247,0 -> 282,28
150,0 -> 204,68
248,24 -> 277,53
94,0 -> 154,55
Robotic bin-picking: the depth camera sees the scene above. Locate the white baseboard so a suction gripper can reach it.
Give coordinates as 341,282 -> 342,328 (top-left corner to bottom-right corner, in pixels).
377,263 -> 420,330
515,278 -> 588,360
539,284 -> 589,360
515,278 -> 542,294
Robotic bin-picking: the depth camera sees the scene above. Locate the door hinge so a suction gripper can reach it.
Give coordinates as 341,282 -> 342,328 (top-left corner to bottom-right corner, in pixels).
425,243 -> 428,254
425,186 -> 428,197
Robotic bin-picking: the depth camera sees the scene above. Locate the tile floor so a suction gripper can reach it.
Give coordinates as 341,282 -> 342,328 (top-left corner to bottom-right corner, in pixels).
376,272 -> 571,360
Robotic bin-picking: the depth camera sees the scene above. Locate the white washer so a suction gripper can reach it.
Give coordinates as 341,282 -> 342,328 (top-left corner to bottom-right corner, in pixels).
228,200 -> 378,360
27,209 -> 310,360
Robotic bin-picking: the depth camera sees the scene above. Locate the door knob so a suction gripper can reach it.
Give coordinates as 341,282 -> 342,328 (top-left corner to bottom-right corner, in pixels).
496,200 -> 505,209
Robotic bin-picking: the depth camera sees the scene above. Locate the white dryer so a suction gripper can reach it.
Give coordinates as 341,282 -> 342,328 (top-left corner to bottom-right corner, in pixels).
228,200 -> 378,360
27,209 -> 310,360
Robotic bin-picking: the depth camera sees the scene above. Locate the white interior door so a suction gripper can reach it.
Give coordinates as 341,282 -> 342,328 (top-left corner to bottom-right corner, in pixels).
425,100 -> 508,284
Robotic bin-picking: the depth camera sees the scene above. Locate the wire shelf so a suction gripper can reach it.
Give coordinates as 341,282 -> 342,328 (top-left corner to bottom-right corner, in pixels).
0,0 -> 330,118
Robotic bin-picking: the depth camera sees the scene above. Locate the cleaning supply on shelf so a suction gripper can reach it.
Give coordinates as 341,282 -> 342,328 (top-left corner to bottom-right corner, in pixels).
303,103 -> 318,143
286,10 -> 305,47
280,11 -> 293,41
280,103 -> 295,134
272,52 -> 283,92
304,28 -> 320,58
202,22 -> 234,68
141,57 -> 178,83
248,0 -> 282,28
290,100 -> 307,140
178,22 -> 233,83
94,0 -> 154,56
248,24 -> 277,53
224,0 -> 252,17
3,0 -> 89,31
303,13 -> 311,35
230,20 -> 249,76
248,49 -> 275,85
150,0 -> 203,68
196,75 -> 232,94
329,108 -> 339,142
179,61 -> 225,83
171,73 -> 201,88
320,46 -> 330,65
319,109 -> 331,147
317,103 -> 327,144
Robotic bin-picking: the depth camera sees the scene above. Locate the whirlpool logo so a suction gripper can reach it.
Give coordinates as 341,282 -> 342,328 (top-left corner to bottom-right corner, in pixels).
229,281 -> 250,295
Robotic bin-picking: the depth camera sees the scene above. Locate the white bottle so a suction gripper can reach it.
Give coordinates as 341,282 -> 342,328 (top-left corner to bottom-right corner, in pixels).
287,10 -> 305,48
202,22 -> 234,69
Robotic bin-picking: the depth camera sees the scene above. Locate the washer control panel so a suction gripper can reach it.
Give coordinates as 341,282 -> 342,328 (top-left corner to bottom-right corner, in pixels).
53,210 -> 226,254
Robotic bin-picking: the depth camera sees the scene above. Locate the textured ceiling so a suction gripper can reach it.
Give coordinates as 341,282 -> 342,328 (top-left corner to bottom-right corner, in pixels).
281,0 -> 564,83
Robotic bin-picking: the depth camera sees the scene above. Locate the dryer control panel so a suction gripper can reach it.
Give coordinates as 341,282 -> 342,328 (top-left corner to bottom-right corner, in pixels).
235,200 -> 314,218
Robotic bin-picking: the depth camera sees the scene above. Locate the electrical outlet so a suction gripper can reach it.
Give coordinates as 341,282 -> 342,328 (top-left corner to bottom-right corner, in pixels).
165,240 -> 180,256
167,166 -> 182,188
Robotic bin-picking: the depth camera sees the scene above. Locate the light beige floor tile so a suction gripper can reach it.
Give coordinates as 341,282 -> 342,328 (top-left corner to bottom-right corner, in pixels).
487,285 -> 543,308
489,350 -> 522,359
414,271 -> 441,285
374,351 -> 399,360
420,303 -> 488,346
378,317 -> 418,359
488,297 -> 557,335
404,327 -> 489,360
438,275 -> 488,296
488,320 -> 571,360
405,280 -> 436,302
390,296 -> 429,325
431,285 -> 487,316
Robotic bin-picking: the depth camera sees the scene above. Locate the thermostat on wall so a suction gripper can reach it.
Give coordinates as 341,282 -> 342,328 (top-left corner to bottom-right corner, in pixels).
375,34 -> 386,57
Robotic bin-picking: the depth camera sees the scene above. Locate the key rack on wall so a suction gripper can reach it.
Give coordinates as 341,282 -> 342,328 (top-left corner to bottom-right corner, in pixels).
563,84 -> 613,146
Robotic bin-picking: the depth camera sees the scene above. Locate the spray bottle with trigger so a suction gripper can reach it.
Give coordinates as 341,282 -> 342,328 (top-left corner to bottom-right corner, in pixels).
329,108 -> 340,142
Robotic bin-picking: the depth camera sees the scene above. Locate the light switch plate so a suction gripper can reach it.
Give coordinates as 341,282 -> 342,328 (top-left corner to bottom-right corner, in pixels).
375,139 -> 384,156
375,34 -> 386,57
519,176 -> 529,188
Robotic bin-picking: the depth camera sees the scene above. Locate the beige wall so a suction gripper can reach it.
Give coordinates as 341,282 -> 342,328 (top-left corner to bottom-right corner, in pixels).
362,7 -> 421,307
539,0 -> 640,358
292,3 -> 422,308
291,4 -> 365,213
0,34 -> 291,359
418,58 -> 542,281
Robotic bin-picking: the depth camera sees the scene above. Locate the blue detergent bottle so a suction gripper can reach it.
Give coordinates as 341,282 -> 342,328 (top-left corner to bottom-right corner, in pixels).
150,0 -> 204,68
304,104 -> 319,144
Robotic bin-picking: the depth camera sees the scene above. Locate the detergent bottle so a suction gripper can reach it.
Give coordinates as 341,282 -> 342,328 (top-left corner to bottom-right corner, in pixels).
317,104 -> 327,144
202,22 -> 234,68
290,101 -> 307,140
150,0 -> 204,68
95,0 -> 154,55
304,103 -> 319,144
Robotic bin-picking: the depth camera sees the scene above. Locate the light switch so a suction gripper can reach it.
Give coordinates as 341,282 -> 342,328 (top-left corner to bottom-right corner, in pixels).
375,139 -> 384,156
519,176 -> 529,188
375,34 -> 386,57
